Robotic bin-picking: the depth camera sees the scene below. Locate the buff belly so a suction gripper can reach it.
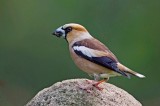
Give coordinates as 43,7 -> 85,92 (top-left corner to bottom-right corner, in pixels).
70,49 -> 120,78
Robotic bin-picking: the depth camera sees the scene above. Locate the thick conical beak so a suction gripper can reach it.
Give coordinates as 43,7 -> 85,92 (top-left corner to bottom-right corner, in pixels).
52,26 -> 66,38
52,30 -> 63,37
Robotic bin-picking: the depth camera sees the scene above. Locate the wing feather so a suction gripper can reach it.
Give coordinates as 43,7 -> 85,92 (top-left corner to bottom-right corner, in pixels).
72,41 -> 129,78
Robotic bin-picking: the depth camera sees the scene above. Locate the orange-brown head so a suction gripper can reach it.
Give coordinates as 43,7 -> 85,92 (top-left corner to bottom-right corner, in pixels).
52,23 -> 92,43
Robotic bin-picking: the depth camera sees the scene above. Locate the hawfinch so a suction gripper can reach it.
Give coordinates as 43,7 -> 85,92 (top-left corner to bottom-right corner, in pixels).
52,23 -> 145,89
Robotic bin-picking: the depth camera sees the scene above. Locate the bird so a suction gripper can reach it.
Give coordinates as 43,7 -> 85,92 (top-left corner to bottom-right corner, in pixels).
52,23 -> 145,90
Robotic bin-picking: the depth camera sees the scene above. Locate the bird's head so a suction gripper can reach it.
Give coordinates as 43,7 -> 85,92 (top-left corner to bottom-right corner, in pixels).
52,23 -> 92,43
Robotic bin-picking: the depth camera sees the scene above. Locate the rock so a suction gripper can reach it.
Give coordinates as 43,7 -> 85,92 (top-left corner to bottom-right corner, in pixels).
26,79 -> 142,106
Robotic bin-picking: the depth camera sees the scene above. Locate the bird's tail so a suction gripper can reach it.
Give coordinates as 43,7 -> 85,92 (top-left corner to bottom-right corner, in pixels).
117,63 -> 145,78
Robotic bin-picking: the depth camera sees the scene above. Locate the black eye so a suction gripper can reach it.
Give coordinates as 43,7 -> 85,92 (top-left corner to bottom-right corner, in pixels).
65,27 -> 72,32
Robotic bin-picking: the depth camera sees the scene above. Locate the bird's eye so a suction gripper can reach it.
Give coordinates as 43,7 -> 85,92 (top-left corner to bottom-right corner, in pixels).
65,27 -> 72,32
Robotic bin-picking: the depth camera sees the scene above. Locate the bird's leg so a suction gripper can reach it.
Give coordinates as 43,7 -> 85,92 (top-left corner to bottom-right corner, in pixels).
78,74 -> 101,92
78,78 -> 108,92
79,74 -> 109,92
92,78 -> 109,90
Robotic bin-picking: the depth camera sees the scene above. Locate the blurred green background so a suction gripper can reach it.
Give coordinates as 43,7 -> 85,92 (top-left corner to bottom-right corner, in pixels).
0,0 -> 160,106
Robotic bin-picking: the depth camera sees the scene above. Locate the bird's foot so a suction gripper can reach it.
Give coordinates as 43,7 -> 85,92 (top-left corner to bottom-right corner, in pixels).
92,83 -> 103,91
78,80 -> 105,92
92,79 -> 107,91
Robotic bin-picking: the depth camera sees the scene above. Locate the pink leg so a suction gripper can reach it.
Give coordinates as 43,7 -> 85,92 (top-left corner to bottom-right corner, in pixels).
92,79 -> 107,90
79,78 -> 108,92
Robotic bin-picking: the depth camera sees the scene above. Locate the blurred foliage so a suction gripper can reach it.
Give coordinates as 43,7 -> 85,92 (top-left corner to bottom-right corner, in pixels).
0,0 -> 160,106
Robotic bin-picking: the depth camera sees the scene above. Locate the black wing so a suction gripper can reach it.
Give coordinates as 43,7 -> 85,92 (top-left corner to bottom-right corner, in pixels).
72,44 -> 129,78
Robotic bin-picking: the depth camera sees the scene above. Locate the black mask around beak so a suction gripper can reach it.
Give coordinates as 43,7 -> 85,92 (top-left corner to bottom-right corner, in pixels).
52,30 -> 63,37
52,26 -> 66,38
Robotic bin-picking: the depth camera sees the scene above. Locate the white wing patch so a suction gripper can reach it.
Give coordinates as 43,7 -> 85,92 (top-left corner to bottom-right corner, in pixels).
73,46 -> 97,57
135,73 -> 145,78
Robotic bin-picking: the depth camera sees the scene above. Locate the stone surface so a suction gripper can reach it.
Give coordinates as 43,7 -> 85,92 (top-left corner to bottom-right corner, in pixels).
26,79 -> 142,106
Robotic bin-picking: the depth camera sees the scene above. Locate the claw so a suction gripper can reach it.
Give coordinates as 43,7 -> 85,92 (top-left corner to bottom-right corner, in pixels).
93,84 -> 104,91
78,79 -> 108,92
92,79 -> 107,90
